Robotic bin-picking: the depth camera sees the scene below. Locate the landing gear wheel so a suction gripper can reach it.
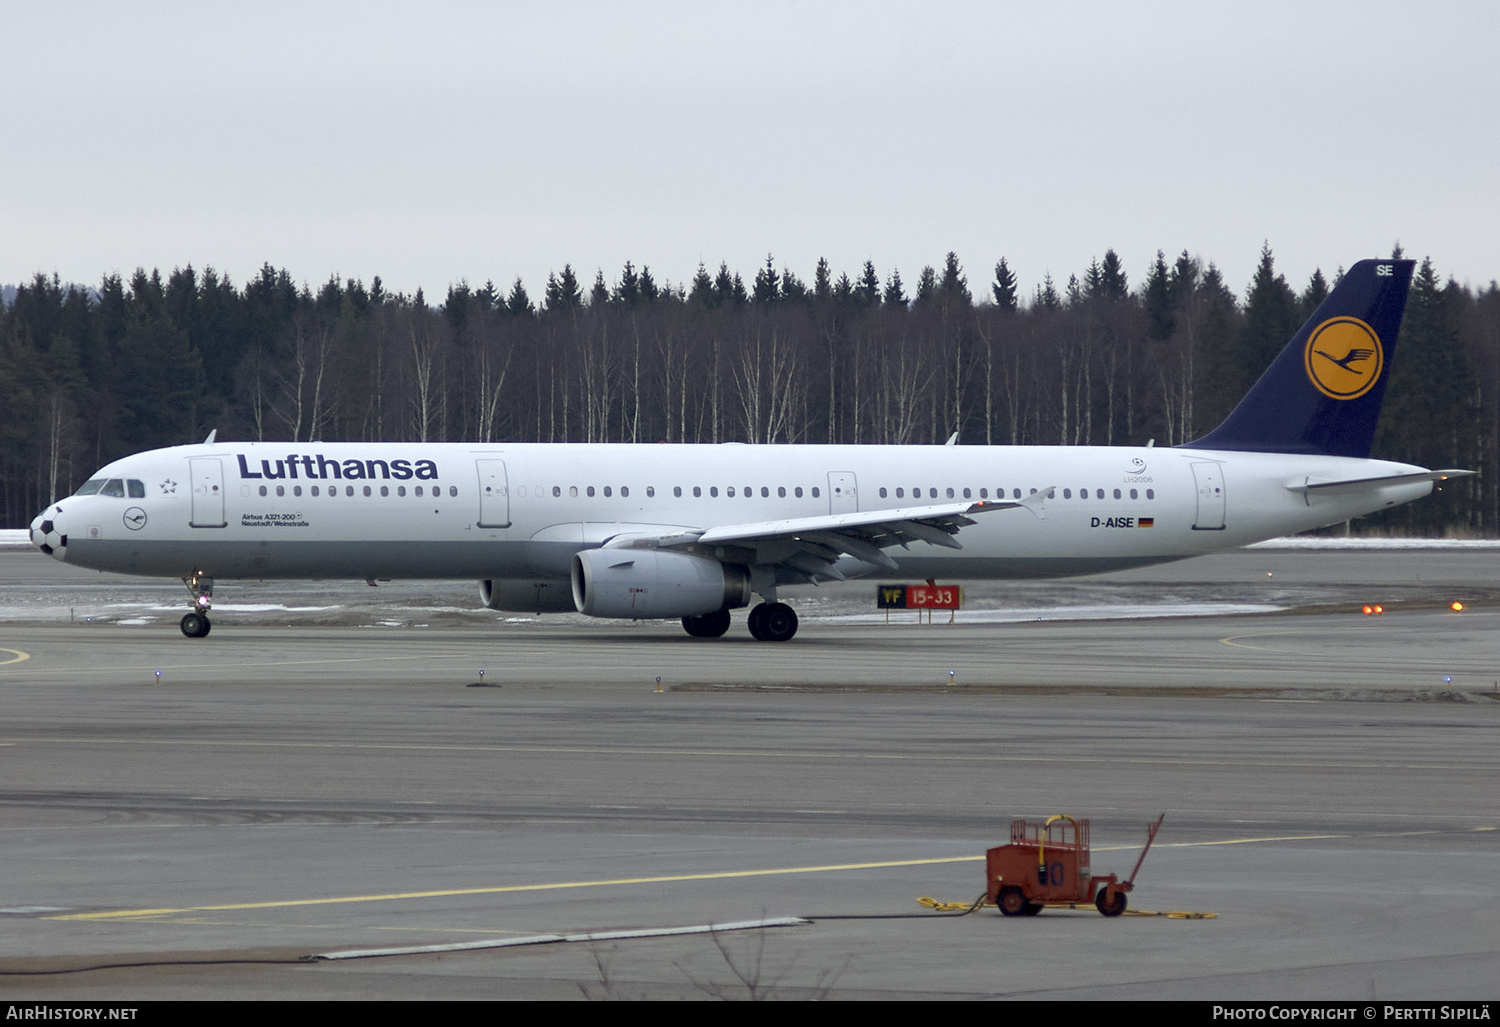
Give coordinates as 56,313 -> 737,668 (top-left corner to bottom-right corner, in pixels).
1095,888 -> 1127,917
682,609 -> 732,638
749,602 -> 798,642
180,612 -> 211,638
997,887 -> 1028,917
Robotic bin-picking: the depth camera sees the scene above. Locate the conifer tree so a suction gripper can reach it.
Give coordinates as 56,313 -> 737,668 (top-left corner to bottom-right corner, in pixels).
1143,251 -> 1176,340
883,269 -> 907,308
858,261 -> 881,307
990,258 -> 1018,312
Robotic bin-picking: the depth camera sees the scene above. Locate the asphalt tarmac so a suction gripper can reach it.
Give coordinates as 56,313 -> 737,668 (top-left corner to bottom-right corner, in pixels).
0,548 -> 1496,1000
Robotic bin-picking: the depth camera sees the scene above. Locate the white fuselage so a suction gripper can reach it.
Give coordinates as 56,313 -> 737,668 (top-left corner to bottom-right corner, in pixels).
33,440 -> 1432,591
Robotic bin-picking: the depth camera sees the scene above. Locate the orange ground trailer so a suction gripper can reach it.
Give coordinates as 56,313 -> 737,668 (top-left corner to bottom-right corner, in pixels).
986,814 -> 1164,917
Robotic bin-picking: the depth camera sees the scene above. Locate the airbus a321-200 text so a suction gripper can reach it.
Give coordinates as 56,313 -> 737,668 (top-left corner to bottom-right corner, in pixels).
30,259 -> 1467,641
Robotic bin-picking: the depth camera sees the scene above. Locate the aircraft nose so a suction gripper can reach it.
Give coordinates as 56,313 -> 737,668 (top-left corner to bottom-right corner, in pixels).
31,508 -> 68,560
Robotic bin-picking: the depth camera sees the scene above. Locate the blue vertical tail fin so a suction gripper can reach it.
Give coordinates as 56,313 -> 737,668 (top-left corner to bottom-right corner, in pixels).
1182,258 -> 1415,458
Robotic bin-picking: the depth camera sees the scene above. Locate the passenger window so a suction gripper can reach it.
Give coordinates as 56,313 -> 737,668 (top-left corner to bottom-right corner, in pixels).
980,488 -> 988,499
346,486 -> 354,497
879,487 -> 888,499
569,486 -> 577,497
794,487 -> 802,498
727,487 -> 735,497
761,487 -> 769,498
896,487 -> 904,499
692,486 -> 701,498
646,486 -> 654,498
946,487 -> 955,499
745,486 -> 752,498
1096,489 -> 1104,500
258,485 -> 267,497
380,486 -> 389,497
621,486 -> 630,498
812,487 -> 820,498
963,488 -> 971,499
587,486 -> 595,497
778,486 -> 786,498
1063,489 -> 1072,499
1130,488 -> 1138,499
1146,489 -> 1155,500
312,486 -> 320,497
449,486 -> 457,497
127,480 -> 146,498
1078,488 -> 1086,500
1113,488 -> 1121,499
929,488 -> 937,499
1014,489 -> 1022,499
710,487 -> 718,497
276,485 -> 285,497
603,486 -> 612,498
674,486 -> 682,497
294,485 -> 303,497
363,486 -> 372,497
397,486 -> 406,497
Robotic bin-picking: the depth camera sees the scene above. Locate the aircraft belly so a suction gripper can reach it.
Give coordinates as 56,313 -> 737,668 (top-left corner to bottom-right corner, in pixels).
64,538 -> 533,580
889,553 -> 1192,581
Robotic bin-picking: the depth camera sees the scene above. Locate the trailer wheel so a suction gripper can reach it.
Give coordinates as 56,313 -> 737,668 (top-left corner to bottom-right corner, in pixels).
1023,903 -> 1044,916
998,887 -> 1028,917
1095,889 -> 1127,917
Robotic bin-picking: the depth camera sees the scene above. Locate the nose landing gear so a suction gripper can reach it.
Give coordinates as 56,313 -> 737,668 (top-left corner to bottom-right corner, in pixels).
181,573 -> 214,638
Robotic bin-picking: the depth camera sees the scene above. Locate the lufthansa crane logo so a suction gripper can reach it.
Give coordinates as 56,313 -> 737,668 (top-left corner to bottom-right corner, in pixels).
1304,316 -> 1384,400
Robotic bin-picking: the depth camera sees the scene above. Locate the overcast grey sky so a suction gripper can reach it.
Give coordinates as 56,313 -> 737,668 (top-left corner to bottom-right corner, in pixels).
4,1 -> 1496,303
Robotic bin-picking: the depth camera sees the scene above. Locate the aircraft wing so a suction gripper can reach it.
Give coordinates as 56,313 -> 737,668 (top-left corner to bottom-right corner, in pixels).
601,492 -> 1046,582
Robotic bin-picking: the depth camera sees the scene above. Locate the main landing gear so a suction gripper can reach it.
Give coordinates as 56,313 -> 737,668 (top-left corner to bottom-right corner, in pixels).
681,608 -> 732,637
681,602 -> 800,642
180,572 -> 214,638
747,601 -> 798,642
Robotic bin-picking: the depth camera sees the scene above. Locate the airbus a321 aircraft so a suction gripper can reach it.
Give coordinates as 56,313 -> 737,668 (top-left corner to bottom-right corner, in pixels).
30,258 -> 1466,641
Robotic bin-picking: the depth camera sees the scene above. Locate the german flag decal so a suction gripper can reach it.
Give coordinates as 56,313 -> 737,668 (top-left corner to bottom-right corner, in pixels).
1138,518 -> 1154,528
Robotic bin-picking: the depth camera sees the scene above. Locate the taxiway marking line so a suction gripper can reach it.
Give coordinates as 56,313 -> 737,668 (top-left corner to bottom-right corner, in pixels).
53,828 -> 1481,923
0,648 -> 29,666
50,857 -> 981,920
1,734 -> 1478,771
0,651 -> 460,676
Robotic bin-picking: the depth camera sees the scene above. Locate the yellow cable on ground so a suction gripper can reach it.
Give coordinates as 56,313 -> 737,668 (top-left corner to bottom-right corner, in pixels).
917,893 -> 989,914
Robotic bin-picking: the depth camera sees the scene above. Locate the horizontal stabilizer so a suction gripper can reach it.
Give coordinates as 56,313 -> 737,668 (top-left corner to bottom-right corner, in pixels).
1284,469 -> 1473,496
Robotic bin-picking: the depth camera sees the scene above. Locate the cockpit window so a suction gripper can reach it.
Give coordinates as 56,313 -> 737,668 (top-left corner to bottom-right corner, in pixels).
101,479 -> 126,498
127,479 -> 146,498
74,479 -> 105,496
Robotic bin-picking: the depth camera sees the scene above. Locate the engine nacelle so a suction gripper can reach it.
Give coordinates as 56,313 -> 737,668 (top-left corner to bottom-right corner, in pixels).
479,578 -> 577,614
571,549 -> 751,619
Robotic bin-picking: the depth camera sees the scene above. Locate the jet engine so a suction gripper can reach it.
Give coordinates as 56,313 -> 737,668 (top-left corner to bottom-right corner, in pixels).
571,549 -> 751,619
479,578 -> 577,614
